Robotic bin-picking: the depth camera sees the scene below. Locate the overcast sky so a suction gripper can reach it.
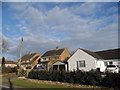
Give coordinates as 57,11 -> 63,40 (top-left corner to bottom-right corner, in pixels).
1,1 -> 119,61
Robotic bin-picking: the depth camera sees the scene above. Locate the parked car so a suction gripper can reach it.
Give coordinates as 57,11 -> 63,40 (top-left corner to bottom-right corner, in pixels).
106,65 -> 119,73
34,66 -> 45,70
117,65 -> 120,73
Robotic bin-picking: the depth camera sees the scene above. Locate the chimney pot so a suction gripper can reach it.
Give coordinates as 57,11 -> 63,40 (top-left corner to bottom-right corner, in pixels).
56,46 -> 59,50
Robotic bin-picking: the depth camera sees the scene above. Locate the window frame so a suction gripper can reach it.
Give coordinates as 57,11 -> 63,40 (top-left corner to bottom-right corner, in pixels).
76,60 -> 86,68
109,61 -> 113,65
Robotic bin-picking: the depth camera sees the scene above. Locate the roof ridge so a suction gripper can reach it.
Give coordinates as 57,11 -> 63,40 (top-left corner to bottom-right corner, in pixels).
42,48 -> 66,57
46,48 -> 66,52
5,60 -> 16,62
79,48 -> 103,59
95,48 -> 120,52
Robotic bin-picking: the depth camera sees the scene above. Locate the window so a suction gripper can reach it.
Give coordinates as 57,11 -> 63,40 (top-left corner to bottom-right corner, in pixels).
109,61 -> 113,65
43,58 -> 46,60
104,62 -> 108,66
77,61 -> 86,68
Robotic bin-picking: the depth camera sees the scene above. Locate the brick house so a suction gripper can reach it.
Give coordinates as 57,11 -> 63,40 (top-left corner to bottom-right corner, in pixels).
18,52 -> 41,70
37,48 -> 71,70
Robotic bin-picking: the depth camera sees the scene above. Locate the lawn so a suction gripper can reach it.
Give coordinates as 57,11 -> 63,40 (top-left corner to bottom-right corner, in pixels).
11,80 -> 69,88
2,76 -> 18,79
2,76 -> 70,88
2,75 -> 110,89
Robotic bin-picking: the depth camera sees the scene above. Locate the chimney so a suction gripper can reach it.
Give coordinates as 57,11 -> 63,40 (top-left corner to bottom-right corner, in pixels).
29,52 -> 32,55
56,46 -> 59,50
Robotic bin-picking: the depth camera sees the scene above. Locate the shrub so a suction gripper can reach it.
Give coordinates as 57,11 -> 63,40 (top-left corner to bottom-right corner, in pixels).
101,72 -> 120,89
74,70 -> 87,84
2,66 -> 18,74
18,69 -> 27,77
28,70 -> 102,85
28,70 -> 120,89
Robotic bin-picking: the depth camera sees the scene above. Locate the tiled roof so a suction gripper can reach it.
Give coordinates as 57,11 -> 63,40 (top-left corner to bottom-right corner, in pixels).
95,48 -> 120,60
21,62 -> 30,65
80,48 -> 103,59
42,48 -> 65,57
5,61 -> 17,64
20,53 -> 39,62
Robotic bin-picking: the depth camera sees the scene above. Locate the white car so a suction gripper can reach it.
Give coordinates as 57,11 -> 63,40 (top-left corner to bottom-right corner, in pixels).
106,65 -> 119,73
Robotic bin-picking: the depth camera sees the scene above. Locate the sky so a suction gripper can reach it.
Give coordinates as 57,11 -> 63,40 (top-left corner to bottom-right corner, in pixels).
1,1 -> 119,61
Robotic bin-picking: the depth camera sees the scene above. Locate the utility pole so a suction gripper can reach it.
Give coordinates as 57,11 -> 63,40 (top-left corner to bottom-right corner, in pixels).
18,37 -> 23,76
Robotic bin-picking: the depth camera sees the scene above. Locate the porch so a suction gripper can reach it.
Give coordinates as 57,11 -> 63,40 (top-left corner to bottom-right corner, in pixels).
53,61 -> 68,71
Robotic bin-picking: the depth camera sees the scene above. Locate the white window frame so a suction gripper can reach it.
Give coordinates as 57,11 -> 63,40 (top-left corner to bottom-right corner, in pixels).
77,60 -> 86,68
109,61 -> 113,65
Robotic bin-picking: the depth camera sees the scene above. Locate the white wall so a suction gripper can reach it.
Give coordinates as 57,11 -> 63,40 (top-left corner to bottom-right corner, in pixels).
5,64 -> 17,68
67,49 -> 97,71
96,60 -> 106,72
104,59 -> 119,66
0,64 -> 17,68
41,57 -> 49,61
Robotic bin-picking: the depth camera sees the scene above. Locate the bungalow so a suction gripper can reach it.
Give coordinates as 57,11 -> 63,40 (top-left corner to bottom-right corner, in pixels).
5,61 -> 17,68
0,60 -> 17,68
37,48 -> 71,70
95,48 -> 120,66
18,52 -> 41,70
67,48 -> 106,72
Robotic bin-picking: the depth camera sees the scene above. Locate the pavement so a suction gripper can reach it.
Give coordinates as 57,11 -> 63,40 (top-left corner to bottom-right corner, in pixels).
1,73 -> 25,90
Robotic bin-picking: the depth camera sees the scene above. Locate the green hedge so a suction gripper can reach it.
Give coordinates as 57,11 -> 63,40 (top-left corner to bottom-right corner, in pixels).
28,70 -> 120,89
2,66 -> 17,74
28,70 -> 102,86
101,73 -> 120,89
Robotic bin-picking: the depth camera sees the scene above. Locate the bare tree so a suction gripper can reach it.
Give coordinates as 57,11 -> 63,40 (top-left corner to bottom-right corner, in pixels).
2,37 -> 9,53
2,57 -> 5,67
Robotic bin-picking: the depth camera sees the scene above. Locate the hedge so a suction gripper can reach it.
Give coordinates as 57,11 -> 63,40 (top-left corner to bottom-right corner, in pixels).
28,70 -> 103,86
101,73 -> 120,89
28,70 -> 120,89
2,66 -> 17,74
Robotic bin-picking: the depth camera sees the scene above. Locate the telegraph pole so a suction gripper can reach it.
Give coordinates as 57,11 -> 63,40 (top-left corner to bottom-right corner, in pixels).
18,37 -> 23,75
19,37 -> 23,67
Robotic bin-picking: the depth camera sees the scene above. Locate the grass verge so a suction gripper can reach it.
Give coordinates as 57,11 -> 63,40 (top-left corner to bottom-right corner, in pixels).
3,79 -> 70,88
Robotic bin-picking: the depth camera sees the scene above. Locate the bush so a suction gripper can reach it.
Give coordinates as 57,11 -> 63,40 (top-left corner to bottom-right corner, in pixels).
2,66 -> 18,74
101,72 -> 120,89
28,70 -> 102,85
28,70 -> 120,89
18,69 -> 28,77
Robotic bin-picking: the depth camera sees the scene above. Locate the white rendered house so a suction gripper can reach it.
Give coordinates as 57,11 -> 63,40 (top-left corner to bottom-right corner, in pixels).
67,48 -> 106,72
95,48 -> 120,66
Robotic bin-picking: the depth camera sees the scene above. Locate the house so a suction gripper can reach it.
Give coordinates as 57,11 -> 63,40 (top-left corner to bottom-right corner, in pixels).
37,48 -> 71,70
67,48 -> 106,72
95,48 -> 120,66
5,61 -> 17,68
0,57 -> 17,68
0,60 -> 17,68
18,52 -> 41,70
53,60 -> 68,71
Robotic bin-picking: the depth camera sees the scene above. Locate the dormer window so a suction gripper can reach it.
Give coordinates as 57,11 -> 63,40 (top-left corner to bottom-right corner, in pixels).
43,58 -> 47,61
44,58 -> 46,60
